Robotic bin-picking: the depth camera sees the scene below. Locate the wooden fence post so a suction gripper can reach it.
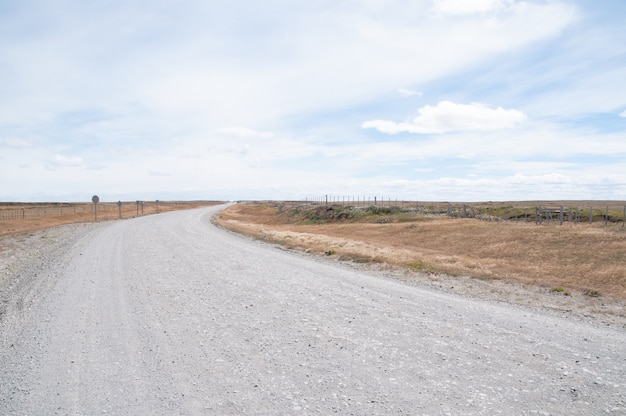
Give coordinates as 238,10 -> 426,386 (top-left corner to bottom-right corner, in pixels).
568,208 -> 572,224
589,206 -> 593,224
536,207 -> 540,224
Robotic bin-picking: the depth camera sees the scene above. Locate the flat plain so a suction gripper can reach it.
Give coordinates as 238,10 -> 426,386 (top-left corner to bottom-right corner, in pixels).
2,205 -> 625,414
215,201 -> 626,325
0,201 -> 221,236
2,199 -> 625,325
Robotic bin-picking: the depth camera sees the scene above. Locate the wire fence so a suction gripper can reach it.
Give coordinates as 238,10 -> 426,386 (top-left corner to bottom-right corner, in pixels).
302,196 -> 626,227
0,200 -> 212,222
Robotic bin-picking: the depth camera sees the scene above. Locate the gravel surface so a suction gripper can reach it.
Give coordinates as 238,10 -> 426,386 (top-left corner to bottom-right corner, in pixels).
1,205 -> 625,415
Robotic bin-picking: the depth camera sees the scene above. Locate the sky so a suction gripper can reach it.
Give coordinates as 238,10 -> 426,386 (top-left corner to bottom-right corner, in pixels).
1,0 -> 625,202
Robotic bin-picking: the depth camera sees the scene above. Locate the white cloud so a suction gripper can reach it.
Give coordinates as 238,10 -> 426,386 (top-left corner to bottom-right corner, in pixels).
431,0 -> 510,16
398,88 -> 423,97
46,154 -> 84,170
0,0 -> 578,131
149,170 -> 172,177
0,137 -> 32,148
215,127 -> 274,139
363,101 -> 526,134
2,1 -> 622,202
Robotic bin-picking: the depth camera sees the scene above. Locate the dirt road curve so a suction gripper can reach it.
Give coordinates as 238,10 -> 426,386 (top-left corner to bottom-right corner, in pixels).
1,205 -> 624,415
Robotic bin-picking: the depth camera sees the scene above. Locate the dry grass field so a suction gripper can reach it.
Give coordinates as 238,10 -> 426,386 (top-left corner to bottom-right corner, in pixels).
216,201 -> 626,305
0,201 -> 221,236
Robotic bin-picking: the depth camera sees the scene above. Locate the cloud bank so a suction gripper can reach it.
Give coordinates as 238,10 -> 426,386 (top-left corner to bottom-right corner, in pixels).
215,127 -> 275,139
0,1 -> 624,201
398,88 -> 423,97
363,101 -> 526,134
431,0 -> 510,16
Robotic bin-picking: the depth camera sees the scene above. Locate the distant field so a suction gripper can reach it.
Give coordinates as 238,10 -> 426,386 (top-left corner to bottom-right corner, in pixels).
216,201 -> 626,303
0,201 -> 222,236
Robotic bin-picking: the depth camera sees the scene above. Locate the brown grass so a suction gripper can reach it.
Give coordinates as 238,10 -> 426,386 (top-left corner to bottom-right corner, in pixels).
0,201 -> 222,236
215,201 -> 626,302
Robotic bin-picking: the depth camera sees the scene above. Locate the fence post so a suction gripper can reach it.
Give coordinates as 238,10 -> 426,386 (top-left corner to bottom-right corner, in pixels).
589,206 -> 593,224
605,206 -> 609,226
559,206 -> 563,226
536,207 -> 540,224
568,208 -> 572,224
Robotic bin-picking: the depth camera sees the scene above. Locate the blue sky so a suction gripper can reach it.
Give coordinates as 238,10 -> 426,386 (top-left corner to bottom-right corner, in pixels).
1,0 -> 625,202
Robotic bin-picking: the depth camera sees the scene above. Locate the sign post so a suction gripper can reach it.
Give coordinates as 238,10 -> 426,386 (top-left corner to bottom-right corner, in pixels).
92,195 -> 100,221
117,201 -> 122,219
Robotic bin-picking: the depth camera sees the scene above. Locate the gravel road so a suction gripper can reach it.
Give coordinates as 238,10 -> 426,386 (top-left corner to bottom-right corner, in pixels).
1,205 -> 625,415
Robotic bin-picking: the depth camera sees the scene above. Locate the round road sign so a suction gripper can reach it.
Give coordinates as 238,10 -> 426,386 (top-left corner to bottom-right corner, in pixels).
92,195 -> 100,204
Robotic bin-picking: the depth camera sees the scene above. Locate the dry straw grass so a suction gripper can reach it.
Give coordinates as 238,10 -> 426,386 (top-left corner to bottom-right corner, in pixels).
0,201 -> 221,236
216,201 -> 626,302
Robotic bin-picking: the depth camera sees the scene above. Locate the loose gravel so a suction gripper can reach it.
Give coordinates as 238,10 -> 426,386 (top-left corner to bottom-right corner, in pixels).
1,206 -> 625,415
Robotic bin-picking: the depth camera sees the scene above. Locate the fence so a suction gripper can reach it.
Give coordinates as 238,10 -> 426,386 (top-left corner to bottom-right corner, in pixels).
303,196 -> 626,227
0,201 -> 208,222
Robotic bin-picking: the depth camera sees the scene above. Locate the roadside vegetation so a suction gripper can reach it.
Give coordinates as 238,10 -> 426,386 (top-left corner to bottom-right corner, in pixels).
215,201 -> 626,303
0,201 -> 222,236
